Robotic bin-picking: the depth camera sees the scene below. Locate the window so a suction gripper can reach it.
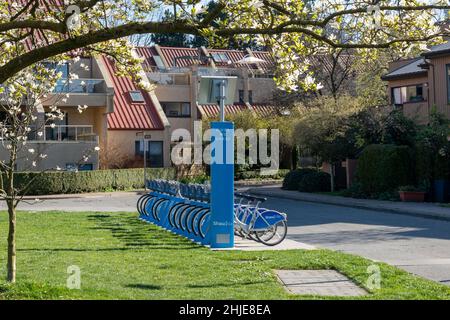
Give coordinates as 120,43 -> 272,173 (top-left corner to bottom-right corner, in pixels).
211,52 -> 230,63
248,90 -> 253,104
129,91 -> 145,103
447,64 -> 450,104
161,102 -> 191,117
239,90 -> 245,103
149,141 -> 164,167
135,141 -> 164,167
392,84 -> 425,105
45,111 -> 68,140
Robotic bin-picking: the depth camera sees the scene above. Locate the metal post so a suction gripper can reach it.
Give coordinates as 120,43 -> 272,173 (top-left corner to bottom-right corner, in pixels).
143,136 -> 147,190
219,79 -> 226,122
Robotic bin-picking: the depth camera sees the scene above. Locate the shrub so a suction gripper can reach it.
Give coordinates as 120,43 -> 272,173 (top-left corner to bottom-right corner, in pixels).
10,168 -> 176,195
282,168 -> 317,190
298,172 -> 331,193
179,174 -> 210,184
355,144 -> 414,195
235,169 -> 289,181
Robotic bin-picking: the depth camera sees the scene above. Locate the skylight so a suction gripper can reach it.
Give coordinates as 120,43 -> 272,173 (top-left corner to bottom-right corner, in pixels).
211,52 -> 230,63
129,91 -> 145,103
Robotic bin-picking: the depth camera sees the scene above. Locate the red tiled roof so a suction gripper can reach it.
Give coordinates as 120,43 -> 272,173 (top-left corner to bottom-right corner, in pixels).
154,46 -> 274,70
251,104 -> 278,117
198,104 -> 249,118
159,47 -> 203,68
135,46 -> 158,72
101,56 -> 164,130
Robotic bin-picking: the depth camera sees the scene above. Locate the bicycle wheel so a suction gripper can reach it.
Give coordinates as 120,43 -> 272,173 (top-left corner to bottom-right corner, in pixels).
255,220 -> 287,246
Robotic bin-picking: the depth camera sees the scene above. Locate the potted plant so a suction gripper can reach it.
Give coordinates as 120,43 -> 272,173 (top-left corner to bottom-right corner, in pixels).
398,185 -> 426,202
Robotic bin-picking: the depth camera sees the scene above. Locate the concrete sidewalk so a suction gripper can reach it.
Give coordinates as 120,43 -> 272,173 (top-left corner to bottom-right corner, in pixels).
248,185 -> 450,221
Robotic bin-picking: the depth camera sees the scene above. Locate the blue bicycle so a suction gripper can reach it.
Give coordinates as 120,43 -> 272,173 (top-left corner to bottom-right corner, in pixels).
234,192 -> 288,246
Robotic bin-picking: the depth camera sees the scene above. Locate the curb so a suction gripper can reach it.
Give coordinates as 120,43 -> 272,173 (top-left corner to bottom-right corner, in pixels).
248,188 -> 450,222
10,191 -> 143,201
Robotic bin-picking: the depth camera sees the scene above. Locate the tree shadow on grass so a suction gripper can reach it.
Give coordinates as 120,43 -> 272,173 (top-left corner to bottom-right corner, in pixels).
87,214 -> 202,250
186,280 -> 271,289
125,283 -> 162,290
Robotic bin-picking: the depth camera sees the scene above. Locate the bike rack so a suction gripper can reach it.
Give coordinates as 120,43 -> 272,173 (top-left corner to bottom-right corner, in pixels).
137,179 -> 289,248
137,179 -> 212,246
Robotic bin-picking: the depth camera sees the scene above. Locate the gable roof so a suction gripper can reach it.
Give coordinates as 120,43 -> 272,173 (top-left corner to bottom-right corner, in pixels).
381,58 -> 427,80
159,46 -> 203,68
101,56 -> 164,130
136,45 -> 275,70
197,103 -> 250,118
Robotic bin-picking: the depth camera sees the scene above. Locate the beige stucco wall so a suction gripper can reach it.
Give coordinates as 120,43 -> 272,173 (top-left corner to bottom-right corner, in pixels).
248,78 -> 275,104
106,130 -> 170,168
154,85 -> 191,102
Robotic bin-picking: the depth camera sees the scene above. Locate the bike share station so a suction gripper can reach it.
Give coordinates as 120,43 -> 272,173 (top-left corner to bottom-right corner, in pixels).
137,76 -> 288,249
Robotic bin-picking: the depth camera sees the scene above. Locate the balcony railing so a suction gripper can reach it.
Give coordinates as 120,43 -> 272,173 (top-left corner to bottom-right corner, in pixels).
52,79 -> 105,94
146,72 -> 190,85
43,125 -> 97,142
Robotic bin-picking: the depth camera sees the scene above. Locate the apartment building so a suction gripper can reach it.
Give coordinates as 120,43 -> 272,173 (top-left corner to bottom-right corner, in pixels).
382,40 -> 450,124
1,45 -> 277,171
99,45 -> 277,169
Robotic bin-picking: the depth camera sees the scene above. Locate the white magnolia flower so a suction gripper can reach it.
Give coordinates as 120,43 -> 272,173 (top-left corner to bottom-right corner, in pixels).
37,131 -> 43,137
28,148 -> 35,154
50,123 -> 56,128
32,161 -> 37,167
39,154 -> 47,159
56,165 -> 61,171
94,146 -> 100,151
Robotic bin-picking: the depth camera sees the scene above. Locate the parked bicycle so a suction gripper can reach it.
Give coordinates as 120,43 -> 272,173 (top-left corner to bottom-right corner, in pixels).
234,192 -> 288,246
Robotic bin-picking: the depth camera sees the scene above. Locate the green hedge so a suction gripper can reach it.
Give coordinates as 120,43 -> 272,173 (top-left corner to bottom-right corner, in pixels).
11,168 -> 176,195
282,168 -> 317,190
235,169 -> 289,181
298,172 -> 331,193
355,144 -> 414,194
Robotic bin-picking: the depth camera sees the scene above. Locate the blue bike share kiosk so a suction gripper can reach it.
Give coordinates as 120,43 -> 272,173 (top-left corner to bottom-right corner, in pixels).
136,76 -> 288,248
209,77 -> 235,248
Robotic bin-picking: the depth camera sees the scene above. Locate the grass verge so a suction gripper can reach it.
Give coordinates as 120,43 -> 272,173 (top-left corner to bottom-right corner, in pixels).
0,211 -> 449,299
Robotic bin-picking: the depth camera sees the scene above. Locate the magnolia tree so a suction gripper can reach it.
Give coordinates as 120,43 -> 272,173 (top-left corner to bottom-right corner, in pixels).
0,58 -> 106,283
0,0 -> 449,283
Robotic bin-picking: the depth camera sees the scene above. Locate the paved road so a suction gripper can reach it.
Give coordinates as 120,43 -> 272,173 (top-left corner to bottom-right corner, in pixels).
5,191 -> 450,286
264,196 -> 450,286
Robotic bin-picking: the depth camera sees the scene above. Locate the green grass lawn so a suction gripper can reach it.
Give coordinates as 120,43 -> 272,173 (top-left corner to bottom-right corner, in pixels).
0,211 -> 449,300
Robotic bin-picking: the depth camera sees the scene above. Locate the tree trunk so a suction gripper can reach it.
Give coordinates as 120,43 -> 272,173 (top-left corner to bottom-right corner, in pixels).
7,201 -> 16,283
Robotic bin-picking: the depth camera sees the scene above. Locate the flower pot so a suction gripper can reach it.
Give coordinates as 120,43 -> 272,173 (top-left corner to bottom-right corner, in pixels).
399,191 -> 426,202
